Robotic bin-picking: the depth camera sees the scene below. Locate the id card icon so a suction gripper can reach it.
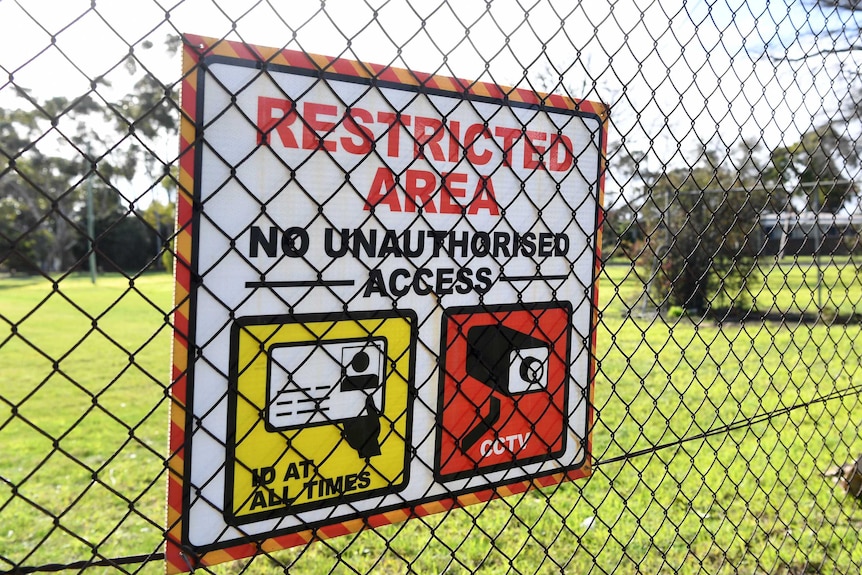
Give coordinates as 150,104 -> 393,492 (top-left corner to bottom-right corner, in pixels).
267,338 -> 387,429
226,310 -> 416,521
266,338 -> 387,458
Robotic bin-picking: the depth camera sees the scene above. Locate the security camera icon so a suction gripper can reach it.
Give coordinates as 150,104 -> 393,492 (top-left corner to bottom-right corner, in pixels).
466,324 -> 550,395
435,303 -> 573,480
458,324 -> 550,453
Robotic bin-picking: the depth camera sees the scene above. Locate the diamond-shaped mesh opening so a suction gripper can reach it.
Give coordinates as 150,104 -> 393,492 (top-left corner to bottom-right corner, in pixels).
3,1 -> 862,574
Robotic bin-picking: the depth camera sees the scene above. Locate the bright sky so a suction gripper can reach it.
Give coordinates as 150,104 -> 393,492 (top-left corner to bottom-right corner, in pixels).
1,0 -> 856,199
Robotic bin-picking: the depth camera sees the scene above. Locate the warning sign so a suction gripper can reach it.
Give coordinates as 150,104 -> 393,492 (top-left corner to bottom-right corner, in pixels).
435,303 -> 573,481
225,310 -> 416,522
166,34 -> 604,573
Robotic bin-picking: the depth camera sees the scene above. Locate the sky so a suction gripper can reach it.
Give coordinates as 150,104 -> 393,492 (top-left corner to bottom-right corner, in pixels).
0,0 -> 858,201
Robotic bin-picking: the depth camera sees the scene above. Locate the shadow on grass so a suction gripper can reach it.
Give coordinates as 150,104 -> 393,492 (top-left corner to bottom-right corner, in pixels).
0,277 -> 43,290
711,307 -> 862,326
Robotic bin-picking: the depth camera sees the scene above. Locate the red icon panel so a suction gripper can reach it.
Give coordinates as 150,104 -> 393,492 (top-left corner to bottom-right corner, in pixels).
434,302 -> 572,481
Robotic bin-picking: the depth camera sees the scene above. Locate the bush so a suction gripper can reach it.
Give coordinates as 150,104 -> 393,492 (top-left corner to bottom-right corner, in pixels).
642,164 -> 764,314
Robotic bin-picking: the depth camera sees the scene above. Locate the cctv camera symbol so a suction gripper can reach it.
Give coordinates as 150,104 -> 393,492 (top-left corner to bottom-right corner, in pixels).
459,324 -> 550,452
465,324 -> 550,395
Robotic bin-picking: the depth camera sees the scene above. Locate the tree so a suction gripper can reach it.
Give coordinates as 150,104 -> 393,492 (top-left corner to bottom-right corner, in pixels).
140,200 -> 176,271
0,95 -> 108,272
602,198 -> 642,259
0,36 -> 179,274
643,146 -> 768,313
759,1 -> 862,214
0,93 -> 140,273
768,124 -> 857,213
64,199 -> 175,273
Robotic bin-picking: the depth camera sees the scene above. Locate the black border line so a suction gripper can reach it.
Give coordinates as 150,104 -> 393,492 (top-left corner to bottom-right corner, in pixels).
245,280 -> 356,288
499,274 -> 569,282
178,57 -> 208,553
204,54 -> 607,127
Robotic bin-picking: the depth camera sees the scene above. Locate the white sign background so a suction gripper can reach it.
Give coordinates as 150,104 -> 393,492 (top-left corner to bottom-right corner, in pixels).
183,56 -> 603,550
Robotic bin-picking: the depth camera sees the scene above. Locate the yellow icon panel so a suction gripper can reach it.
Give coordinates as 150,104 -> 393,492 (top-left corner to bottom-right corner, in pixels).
225,310 -> 416,522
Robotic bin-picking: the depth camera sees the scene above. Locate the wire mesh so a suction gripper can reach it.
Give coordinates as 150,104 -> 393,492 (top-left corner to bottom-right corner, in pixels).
1,0 -> 862,574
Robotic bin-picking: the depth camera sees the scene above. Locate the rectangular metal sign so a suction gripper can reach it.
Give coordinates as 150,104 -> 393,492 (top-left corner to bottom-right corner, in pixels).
167,34 -> 606,573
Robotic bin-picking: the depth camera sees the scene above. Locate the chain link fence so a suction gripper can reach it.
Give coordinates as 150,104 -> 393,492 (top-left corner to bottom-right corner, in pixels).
2,0 -> 862,573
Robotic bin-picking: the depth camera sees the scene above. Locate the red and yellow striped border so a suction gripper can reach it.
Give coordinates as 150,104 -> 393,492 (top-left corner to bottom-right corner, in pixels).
179,34 -> 608,116
164,34 -> 199,575
165,33 -> 605,574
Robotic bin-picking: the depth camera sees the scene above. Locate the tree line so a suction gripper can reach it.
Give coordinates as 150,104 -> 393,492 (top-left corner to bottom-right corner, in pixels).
602,127 -> 859,312
2,17 -> 859,319
0,38 -> 178,275
599,0 -> 862,313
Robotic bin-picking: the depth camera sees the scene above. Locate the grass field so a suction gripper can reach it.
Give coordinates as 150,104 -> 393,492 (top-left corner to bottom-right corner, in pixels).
2,258 -> 862,574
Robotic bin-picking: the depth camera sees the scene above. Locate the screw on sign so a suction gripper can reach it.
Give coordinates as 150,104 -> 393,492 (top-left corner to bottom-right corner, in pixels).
434,302 -> 572,481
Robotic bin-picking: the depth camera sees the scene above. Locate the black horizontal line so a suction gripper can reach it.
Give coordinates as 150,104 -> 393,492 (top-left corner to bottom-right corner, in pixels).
500,274 -> 569,282
246,280 -> 356,288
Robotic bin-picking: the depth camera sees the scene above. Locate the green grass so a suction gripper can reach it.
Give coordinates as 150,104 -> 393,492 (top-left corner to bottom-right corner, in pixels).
0,273 -> 173,570
2,259 -> 862,574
